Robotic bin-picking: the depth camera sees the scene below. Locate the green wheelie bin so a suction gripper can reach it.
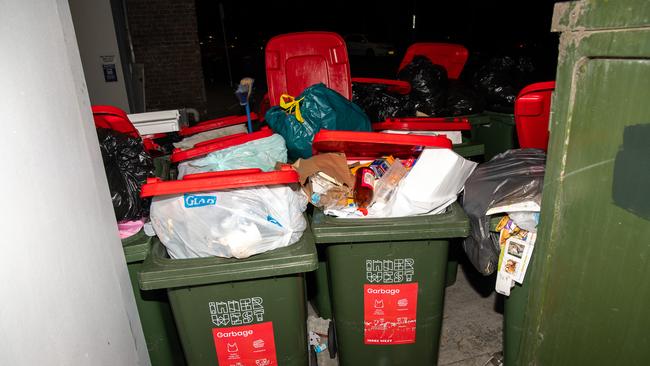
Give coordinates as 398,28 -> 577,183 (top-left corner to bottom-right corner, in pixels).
123,229 -> 186,366
137,168 -> 318,366
308,131 -> 471,366
312,204 -> 469,366
139,236 -> 317,366
469,112 -> 517,160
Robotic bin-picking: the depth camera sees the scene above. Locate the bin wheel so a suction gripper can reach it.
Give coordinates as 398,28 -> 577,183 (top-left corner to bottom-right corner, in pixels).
328,319 -> 337,359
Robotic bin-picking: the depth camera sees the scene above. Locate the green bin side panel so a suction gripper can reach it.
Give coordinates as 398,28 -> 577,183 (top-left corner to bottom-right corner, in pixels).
327,240 -> 449,366
469,112 -> 516,161
128,261 -> 186,366
518,7 -> 650,365
308,256 -> 333,320
502,273 -> 530,366
167,275 -> 309,366
153,155 -> 172,180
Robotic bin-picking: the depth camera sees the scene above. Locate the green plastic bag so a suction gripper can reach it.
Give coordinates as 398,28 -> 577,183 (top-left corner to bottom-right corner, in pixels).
265,83 -> 371,160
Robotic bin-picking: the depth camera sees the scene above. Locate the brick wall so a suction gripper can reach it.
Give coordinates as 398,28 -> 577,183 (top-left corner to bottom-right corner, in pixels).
126,0 -> 207,114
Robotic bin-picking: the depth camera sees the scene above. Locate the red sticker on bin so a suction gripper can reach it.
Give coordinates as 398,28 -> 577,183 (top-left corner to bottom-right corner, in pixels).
213,322 -> 277,366
364,283 -> 418,345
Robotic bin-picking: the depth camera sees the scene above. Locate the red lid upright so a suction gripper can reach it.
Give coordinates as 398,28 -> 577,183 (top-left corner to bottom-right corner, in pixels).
265,32 -> 352,105
312,130 -> 452,159
515,81 -> 555,151
92,105 -> 140,138
171,129 -> 274,163
398,43 -> 469,80
141,165 -> 299,197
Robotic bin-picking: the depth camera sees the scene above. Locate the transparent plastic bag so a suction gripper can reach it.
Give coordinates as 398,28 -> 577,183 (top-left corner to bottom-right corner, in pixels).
150,185 -> 308,259
177,134 -> 287,179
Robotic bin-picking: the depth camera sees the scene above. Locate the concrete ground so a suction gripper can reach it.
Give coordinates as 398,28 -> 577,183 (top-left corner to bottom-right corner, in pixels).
438,260 -> 503,366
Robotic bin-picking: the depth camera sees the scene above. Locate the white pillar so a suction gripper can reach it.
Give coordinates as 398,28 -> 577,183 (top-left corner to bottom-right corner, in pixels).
0,0 -> 150,365
68,0 -> 131,112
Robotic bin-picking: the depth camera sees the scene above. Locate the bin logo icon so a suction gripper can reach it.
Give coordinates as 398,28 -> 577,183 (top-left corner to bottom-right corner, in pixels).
227,343 -> 239,353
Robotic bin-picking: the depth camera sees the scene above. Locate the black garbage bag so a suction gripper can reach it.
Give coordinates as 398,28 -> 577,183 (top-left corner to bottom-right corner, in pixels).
397,56 -> 448,116
472,56 -> 537,113
461,149 -> 546,275
445,80 -> 485,116
150,132 -> 182,155
97,128 -> 154,221
352,83 -> 414,122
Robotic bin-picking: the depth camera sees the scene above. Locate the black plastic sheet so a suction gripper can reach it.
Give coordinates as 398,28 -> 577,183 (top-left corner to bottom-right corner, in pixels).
352,83 -> 414,122
397,56 -> 449,116
461,149 -> 546,275
97,128 -> 154,221
472,56 -> 537,113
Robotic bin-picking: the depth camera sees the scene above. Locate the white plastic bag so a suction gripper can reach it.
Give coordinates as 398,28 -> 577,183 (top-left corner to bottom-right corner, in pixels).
329,148 -> 475,218
150,185 -> 308,259
177,134 -> 288,179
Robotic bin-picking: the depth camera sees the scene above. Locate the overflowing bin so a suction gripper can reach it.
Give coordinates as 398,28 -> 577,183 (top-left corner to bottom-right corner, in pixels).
138,168 -> 318,366
122,229 -> 186,366
308,131 -> 471,365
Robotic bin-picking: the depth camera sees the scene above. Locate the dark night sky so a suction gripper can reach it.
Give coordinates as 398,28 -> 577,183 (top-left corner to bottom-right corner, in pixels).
196,0 -> 561,84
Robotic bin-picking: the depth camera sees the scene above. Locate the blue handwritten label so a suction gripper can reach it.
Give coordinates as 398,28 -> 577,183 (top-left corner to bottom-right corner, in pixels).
266,215 -> 283,227
184,194 -> 217,208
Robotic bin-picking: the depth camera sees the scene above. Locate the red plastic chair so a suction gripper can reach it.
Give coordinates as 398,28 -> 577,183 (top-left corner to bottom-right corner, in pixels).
514,81 -> 555,151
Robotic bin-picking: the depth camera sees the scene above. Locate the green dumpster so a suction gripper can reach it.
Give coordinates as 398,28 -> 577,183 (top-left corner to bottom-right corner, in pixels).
311,203 -> 469,366
138,232 -> 318,366
123,229 -> 185,366
469,112 -> 517,160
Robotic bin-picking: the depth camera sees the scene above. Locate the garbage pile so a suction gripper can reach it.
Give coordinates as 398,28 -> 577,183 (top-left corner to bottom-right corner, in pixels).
93,107 -> 155,238
266,83 -> 372,160
471,55 -> 537,113
461,148 -> 546,295
293,148 -> 476,218
353,54 -> 537,120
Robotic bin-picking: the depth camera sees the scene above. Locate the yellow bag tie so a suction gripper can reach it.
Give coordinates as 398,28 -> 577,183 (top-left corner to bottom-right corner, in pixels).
279,94 -> 305,123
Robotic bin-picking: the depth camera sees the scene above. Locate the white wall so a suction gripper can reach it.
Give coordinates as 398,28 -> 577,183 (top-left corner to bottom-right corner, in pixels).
69,0 -> 131,112
0,0 -> 149,365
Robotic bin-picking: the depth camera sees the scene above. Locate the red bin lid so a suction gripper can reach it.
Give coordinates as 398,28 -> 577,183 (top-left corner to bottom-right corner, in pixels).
398,43 -> 469,80
140,165 -> 299,197
170,129 -> 273,163
178,114 -> 256,137
92,105 -> 140,138
373,118 -> 471,132
312,130 -> 452,159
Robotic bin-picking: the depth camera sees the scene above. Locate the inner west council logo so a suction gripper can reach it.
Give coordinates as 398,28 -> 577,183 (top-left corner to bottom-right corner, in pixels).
366,258 -> 415,283
209,297 -> 265,326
